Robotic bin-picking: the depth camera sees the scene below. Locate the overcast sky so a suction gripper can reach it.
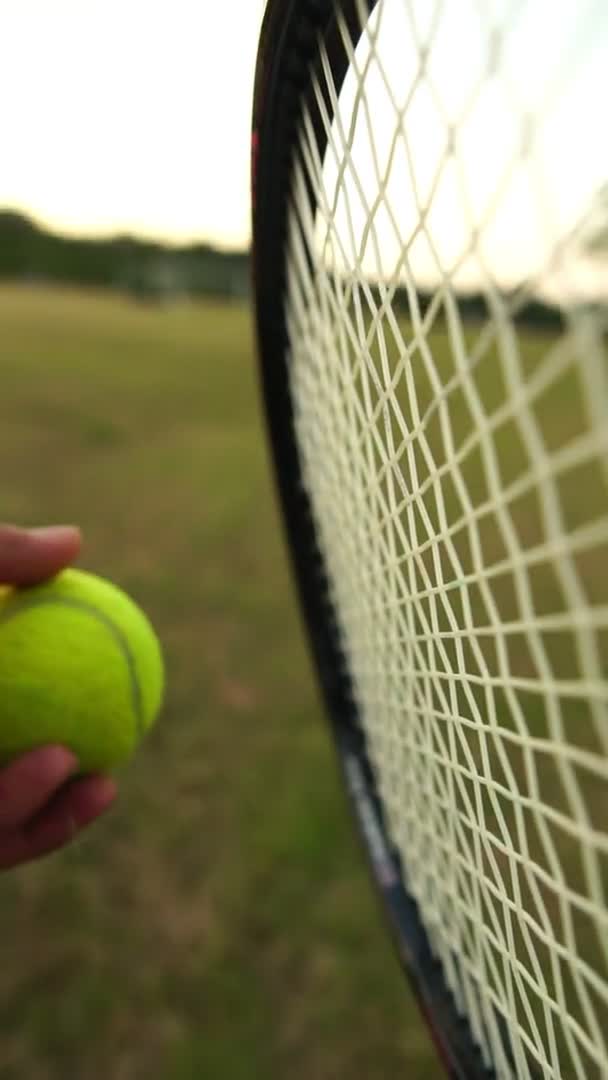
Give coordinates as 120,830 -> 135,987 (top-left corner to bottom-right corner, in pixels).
1,0 -> 606,297
0,0 -> 266,248
315,0 -> 607,301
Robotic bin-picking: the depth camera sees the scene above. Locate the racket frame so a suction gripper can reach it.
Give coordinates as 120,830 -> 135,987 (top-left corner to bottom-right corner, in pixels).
252,3 -> 504,1075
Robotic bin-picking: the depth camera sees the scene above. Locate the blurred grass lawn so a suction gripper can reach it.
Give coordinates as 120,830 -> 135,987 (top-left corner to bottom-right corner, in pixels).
0,286 -> 438,1080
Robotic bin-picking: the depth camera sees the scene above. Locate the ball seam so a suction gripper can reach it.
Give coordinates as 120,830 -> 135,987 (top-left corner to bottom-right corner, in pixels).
0,595 -> 145,738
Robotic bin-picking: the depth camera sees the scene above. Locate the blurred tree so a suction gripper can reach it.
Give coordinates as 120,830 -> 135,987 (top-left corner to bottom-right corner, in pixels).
0,211 -> 250,301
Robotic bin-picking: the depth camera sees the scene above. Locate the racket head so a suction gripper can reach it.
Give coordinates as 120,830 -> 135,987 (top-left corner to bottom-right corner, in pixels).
252,3 -> 494,1075
252,2 -> 608,1077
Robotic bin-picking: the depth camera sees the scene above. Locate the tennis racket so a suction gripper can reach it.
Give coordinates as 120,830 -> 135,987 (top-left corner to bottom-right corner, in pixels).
252,2 -> 608,1076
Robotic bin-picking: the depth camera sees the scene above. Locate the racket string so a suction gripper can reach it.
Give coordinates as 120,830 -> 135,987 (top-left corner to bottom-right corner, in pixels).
283,0 -> 608,1075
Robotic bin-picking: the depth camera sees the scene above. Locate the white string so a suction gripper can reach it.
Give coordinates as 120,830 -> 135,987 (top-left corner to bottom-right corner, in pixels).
283,1 -> 608,1076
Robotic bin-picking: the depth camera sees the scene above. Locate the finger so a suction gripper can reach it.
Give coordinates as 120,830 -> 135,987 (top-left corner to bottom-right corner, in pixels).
0,774 -> 117,871
27,773 -> 117,844
0,746 -> 79,828
0,524 -> 82,586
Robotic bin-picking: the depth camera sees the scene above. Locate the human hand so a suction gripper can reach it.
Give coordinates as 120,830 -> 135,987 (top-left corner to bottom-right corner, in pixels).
0,525 -> 117,870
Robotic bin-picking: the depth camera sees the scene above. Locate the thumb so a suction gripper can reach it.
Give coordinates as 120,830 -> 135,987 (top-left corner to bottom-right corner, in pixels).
0,525 -> 82,586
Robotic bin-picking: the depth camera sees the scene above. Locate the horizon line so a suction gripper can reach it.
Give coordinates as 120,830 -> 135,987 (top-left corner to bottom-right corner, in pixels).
0,204 -> 252,256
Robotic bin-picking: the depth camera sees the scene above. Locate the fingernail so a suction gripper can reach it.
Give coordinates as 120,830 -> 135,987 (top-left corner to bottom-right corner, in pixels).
96,776 -> 118,806
30,526 -> 81,542
45,746 -> 80,775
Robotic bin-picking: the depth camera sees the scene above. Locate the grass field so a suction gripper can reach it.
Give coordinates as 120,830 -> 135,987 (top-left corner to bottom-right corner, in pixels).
0,286 -> 437,1080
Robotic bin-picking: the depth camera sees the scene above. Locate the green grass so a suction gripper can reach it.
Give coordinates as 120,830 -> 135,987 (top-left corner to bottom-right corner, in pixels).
0,286 -> 436,1080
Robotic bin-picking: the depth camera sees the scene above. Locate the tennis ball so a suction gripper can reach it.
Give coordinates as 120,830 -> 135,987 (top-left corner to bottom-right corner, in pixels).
0,568 -> 164,772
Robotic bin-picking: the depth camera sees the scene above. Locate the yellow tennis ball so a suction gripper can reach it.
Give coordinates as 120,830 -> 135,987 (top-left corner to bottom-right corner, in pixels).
0,568 -> 164,771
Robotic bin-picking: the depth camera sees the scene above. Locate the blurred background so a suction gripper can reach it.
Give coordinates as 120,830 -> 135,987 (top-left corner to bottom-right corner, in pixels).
0,2 -> 433,1077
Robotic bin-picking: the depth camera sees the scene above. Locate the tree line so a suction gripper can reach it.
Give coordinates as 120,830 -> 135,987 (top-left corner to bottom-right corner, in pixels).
0,211 -> 250,302
1,210 -> 588,327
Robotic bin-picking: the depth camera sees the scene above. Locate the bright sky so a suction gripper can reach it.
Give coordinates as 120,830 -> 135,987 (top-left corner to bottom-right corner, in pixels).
324,0 -> 608,300
1,0 -> 606,297
0,0 -> 267,248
